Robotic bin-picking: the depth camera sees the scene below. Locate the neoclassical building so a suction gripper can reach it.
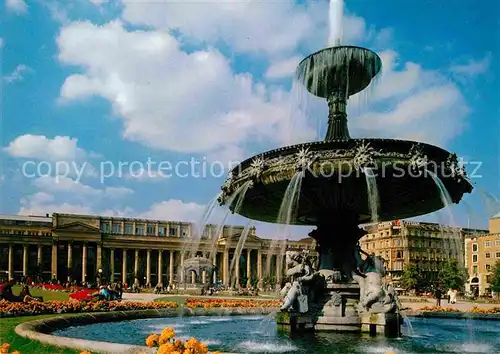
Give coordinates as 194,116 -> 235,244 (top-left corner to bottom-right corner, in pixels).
0,213 -> 315,288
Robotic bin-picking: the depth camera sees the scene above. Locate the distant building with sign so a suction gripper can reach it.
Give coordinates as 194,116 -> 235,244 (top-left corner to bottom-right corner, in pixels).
360,219 -> 488,287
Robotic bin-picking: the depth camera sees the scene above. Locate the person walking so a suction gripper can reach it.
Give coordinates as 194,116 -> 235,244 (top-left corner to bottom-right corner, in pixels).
447,289 -> 452,303
450,289 -> 458,304
434,287 -> 442,306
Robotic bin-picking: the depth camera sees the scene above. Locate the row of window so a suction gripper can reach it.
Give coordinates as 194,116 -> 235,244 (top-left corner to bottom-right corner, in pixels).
472,264 -> 494,273
472,240 -> 500,251
0,229 -> 51,236
100,222 -> 188,237
472,252 -> 500,263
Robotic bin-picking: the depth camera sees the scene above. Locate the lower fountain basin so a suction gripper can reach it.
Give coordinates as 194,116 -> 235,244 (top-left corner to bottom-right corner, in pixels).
53,315 -> 499,353
219,138 -> 472,225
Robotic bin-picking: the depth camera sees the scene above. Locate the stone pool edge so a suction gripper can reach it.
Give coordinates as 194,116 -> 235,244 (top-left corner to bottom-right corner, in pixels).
14,306 -> 277,354
403,310 -> 500,321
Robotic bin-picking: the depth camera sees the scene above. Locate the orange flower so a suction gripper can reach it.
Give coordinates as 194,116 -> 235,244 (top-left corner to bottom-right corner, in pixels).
145,333 -> 159,347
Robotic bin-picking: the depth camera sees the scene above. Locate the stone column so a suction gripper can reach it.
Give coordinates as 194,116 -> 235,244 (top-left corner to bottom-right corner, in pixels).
191,271 -> 196,284
275,254 -> 282,286
67,243 -> 73,280
246,249 -> 251,286
223,250 -> 229,285
213,255 -> 217,283
96,243 -> 102,271
157,250 -> 163,286
134,249 -> 139,283
257,249 -> 263,289
37,245 -> 42,266
146,249 -> 151,286
51,243 -> 58,280
82,243 -> 87,282
202,270 -> 206,284
169,250 -> 174,284
8,244 -> 13,280
180,252 -> 185,283
23,245 -> 28,276
235,253 -> 240,288
177,224 -> 181,237
110,249 -> 115,283
166,223 -> 171,237
122,249 -> 127,284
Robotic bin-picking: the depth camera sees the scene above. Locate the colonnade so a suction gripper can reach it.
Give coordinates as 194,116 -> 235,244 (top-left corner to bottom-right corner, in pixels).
1,242 -> 285,287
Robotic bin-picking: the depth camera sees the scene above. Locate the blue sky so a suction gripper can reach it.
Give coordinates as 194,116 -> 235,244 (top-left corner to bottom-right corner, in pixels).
1,0 -> 498,237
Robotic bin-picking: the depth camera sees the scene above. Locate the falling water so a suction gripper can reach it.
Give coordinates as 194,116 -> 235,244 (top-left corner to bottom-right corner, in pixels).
400,312 -> 415,336
328,0 -> 344,46
363,167 -> 380,222
184,193 -> 221,259
427,170 -> 462,263
228,222 -> 253,288
208,181 -> 253,263
265,171 -> 304,281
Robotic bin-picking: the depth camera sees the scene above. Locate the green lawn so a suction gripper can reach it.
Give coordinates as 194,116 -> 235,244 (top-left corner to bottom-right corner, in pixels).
11,286 -> 70,302
0,315 -> 81,354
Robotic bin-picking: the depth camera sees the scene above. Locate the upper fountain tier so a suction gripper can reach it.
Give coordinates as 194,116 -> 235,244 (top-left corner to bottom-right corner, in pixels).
296,46 -> 382,99
217,45 -> 473,226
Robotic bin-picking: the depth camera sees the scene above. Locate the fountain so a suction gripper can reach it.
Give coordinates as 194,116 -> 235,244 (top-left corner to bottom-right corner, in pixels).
217,0 -> 473,337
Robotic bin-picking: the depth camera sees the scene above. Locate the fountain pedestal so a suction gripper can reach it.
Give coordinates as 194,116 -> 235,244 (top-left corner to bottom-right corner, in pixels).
313,283 -> 361,331
276,283 -> 361,332
360,313 -> 402,337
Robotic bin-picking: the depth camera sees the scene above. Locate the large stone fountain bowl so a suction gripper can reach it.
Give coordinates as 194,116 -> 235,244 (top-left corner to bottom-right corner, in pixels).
297,46 -> 382,98
219,139 -> 472,225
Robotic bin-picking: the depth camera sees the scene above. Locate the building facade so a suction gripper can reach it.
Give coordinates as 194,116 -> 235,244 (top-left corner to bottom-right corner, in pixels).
0,213 -> 315,288
465,213 -> 500,296
360,220 -> 488,286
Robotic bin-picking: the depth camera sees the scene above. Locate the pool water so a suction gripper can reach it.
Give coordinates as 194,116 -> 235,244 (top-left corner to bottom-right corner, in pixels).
53,315 -> 500,353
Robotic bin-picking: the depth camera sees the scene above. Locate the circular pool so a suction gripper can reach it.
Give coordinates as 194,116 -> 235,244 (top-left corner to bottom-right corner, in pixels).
53,315 -> 499,353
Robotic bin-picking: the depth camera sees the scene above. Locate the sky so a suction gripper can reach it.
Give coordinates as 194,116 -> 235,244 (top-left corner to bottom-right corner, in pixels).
1,0 -> 499,239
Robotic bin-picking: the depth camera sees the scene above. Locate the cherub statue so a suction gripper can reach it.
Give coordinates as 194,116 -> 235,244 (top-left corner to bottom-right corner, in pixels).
352,254 -> 398,314
280,250 -> 316,313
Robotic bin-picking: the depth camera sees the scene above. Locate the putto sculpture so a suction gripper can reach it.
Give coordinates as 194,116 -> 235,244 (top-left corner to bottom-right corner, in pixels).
218,41 -> 472,337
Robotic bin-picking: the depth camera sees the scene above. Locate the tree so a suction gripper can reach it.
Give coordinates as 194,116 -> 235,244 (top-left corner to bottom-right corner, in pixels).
400,263 -> 426,292
437,259 -> 468,290
489,260 -> 500,294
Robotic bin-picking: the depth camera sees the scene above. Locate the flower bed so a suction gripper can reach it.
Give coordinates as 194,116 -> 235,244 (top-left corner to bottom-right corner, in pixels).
419,306 -> 500,314
145,327 -> 219,354
0,299 -> 178,318
185,298 -> 280,309
69,289 -> 96,301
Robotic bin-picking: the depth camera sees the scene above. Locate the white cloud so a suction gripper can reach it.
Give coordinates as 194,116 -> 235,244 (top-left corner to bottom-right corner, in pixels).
5,0 -> 27,14
4,134 -> 99,180
3,64 -> 32,83
345,50 -> 468,147
265,56 -> 302,79
19,176 -> 134,216
32,175 -> 133,200
450,53 -> 492,78
121,1 -> 368,58
57,20 -> 309,157
5,135 -> 86,161
89,0 -> 108,5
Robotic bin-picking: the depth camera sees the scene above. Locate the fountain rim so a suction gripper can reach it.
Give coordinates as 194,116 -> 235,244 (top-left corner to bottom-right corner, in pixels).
228,138 -> 455,175
296,45 -> 383,74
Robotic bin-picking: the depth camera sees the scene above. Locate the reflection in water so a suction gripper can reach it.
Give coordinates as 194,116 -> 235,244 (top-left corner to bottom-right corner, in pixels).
54,315 -> 499,353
